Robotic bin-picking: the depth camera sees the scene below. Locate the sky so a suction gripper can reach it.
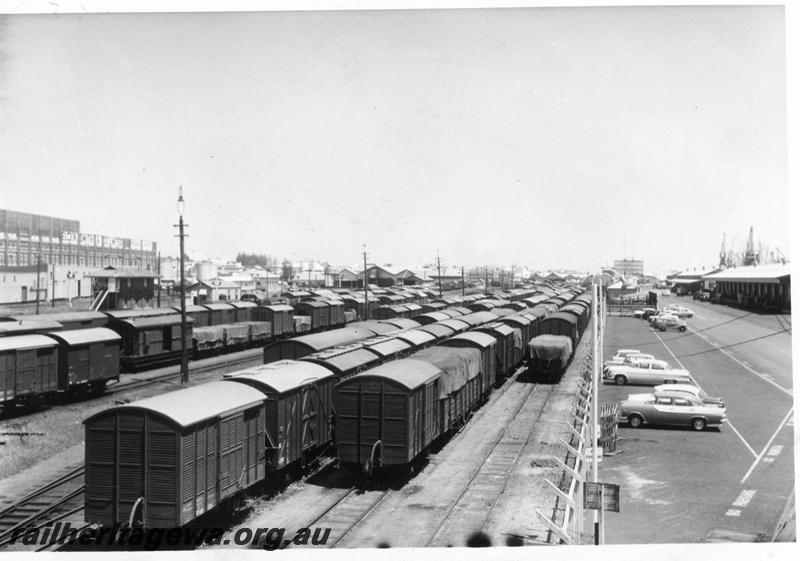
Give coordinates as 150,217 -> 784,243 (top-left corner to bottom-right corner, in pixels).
0,2 -> 792,276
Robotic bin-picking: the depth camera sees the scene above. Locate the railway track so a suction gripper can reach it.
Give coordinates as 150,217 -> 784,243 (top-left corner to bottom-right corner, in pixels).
425,382 -> 556,546
0,465 -> 86,550
292,485 -> 391,549
104,347 -> 263,399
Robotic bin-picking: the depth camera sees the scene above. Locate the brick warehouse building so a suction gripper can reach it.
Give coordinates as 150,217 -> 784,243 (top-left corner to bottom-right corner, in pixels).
0,208 -> 157,305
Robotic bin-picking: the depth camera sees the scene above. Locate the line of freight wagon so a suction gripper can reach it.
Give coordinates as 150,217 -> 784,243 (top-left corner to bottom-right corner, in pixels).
0,284 -> 568,416
81,286 -> 594,530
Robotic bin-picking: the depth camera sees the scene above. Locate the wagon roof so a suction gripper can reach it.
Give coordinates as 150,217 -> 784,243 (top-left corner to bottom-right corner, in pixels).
224,360 -> 334,394
304,348 -> 381,374
45,327 -> 121,345
346,321 -> 398,335
394,329 -> 437,347
457,311 -> 498,326
363,337 -> 413,357
541,312 -> 578,325
385,305 -> 410,312
497,314 -> 532,327
476,322 -> 515,336
378,318 -> 421,330
444,331 -> 497,348
260,304 -> 294,312
416,323 -> 459,339
203,303 -> 236,311
489,308 -> 515,317
289,326 -> 380,351
0,334 -> 58,351
0,319 -> 63,334
84,380 -> 265,428
8,311 -> 106,323
448,307 -> 472,315
104,308 -> 178,319
229,301 -> 257,309
115,315 -> 192,328
183,305 -> 209,313
433,318 -> 470,332
296,301 -> 329,309
417,312 -> 451,323
340,359 -> 441,390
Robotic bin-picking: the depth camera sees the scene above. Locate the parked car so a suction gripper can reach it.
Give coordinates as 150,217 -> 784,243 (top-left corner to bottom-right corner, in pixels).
603,358 -> 692,386
618,391 -> 727,431
664,305 -> 694,318
605,349 -> 647,366
653,314 -> 687,332
661,289 -> 671,296
653,383 -> 724,407
604,353 -> 656,371
693,291 -> 711,301
641,307 -> 660,320
648,312 -> 674,326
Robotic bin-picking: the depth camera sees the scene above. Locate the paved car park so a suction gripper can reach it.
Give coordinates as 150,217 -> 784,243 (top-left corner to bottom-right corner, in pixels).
594,296 -> 794,543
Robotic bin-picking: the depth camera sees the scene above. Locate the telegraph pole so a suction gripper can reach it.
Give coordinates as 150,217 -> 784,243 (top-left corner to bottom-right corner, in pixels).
51,265 -> 56,307
35,254 -> 41,314
485,268 -> 489,293
156,251 -> 161,307
436,251 -> 442,298
592,278 -> 600,544
461,266 -> 465,297
363,245 -> 369,320
175,188 -> 189,385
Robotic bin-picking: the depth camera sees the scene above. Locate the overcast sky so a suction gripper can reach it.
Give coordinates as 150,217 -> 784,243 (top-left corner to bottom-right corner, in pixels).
0,3 -> 791,275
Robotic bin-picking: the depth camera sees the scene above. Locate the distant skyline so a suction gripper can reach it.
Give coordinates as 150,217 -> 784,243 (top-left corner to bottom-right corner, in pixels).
0,4 -> 791,277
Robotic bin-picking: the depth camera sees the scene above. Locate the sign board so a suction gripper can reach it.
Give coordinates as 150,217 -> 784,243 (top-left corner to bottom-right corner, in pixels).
583,482 -> 620,512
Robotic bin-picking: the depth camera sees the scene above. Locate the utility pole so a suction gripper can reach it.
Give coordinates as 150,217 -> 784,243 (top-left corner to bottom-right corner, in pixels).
592,278 -> 600,544
363,245 -> 369,320
175,187 -> 189,385
51,264 -> 55,307
461,266 -> 465,297
436,251 -> 442,298
156,251 -> 161,307
485,268 -> 489,293
35,254 -> 41,314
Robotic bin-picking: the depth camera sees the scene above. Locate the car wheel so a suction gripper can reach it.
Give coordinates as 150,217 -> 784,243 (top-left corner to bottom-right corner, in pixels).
679,326 -> 686,332
628,414 -> 644,428
614,375 -> 627,386
691,418 -> 706,431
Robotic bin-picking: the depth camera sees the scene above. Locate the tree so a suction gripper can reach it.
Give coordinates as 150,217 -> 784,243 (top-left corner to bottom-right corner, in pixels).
235,252 -> 278,269
280,259 -> 295,285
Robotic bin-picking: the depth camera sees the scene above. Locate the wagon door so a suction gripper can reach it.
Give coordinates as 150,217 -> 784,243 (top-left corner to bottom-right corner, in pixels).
300,385 -> 320,451
219,413 -> 245,499
1,353 -> 15,404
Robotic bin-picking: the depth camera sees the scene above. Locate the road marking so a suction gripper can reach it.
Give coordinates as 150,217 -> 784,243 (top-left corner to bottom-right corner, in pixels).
767,445 -> 784,457
732,489 -> 756,507
763,458 -> 775,463
787,415 -> 794,427
692,329 -> 792,397
652,330 -> 758,458
725,509 -> 742,517
740,406 -> 795,484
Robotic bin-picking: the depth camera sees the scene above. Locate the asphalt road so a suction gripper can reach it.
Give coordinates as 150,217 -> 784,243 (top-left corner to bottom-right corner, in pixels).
594,295 -> 794,544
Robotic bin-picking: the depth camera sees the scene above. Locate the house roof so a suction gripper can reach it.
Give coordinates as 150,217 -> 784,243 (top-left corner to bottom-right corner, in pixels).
703,263 -> 791,283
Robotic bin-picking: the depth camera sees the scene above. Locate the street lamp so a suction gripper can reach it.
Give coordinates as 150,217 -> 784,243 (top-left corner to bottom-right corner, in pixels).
176,187 -> 189,385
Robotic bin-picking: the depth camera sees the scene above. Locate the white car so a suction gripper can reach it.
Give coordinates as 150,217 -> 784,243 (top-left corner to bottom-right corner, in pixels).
604,350 -> 655,367
653,383 -> 725,407
603,358 -> 692,386
663,305 -> 694,318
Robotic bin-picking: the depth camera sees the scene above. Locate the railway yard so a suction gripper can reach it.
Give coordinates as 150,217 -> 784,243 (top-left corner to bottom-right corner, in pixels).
0,286 -> 794,550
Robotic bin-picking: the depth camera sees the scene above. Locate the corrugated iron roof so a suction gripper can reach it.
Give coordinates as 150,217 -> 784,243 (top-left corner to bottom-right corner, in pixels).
85,380 -> 265,428
394,329 -> 437,347
444,331 -> 496,348
339,359 -> 441,391
0,334 -> 58,352
224,360 -> 333,394
379,318 -> 421,330
46,327 -> 120,346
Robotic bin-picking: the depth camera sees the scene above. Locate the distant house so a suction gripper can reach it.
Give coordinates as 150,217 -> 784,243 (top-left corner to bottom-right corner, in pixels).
188,277 -> 241,303
395,269 -> 425,285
